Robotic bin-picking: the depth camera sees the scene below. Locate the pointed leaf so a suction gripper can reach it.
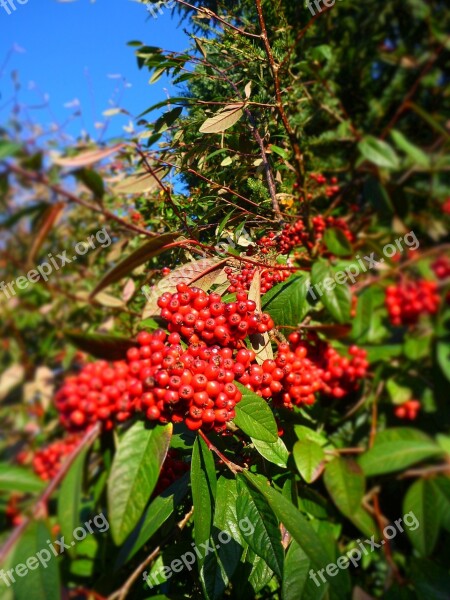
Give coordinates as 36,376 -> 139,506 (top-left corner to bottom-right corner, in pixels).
234,383 -> 278,443
108,422 -> 172,544
199,104 -> 245,134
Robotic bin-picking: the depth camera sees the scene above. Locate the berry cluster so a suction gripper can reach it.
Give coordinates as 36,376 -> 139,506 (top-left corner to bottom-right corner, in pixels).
126,329 -> 254,431
241,344 -> 323,408
432,256 -> 450,280
154,450 -> 190,496
55,360 -> 134,431
309,173 -> 341,198
385,280 -> 440,326
32,436 -> 80,481
243,333 -> 368,408
256,231 -> 278,255
158,285 -> 274,346
279,215 -> 353,255
394,400 -> 420,420
225,265 -> 290,295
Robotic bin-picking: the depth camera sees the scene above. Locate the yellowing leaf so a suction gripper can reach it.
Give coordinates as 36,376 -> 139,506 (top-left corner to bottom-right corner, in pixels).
199,104 -> 245,134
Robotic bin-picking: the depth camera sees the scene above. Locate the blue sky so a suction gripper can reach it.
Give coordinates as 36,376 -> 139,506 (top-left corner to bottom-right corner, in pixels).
0,0 -> 188,142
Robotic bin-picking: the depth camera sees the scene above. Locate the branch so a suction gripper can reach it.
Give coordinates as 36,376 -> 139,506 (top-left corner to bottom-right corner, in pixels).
0,424 -> 100,564
5,163 -> 157,238
255,0 -> 304,183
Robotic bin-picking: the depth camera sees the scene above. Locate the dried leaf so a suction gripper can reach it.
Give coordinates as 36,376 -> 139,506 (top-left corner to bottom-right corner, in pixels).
199,104 -> 245,134
0,365 -> 25,402
112,169 -> 165,195
28,202 -> 65,266
248,270 -> 274,363
52,143 -> 124,168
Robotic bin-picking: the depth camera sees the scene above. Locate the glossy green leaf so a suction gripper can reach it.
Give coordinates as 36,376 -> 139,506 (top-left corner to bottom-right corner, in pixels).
403,479 -> 440,556
64,331 -> 136,361
236,477 -> 284,578
191,436 -> 217,564
311,260 -> 351,323
108,422 -> 172,545
0,464 -> 45,494
293,439 -> 325,483
262,274 -> 311,327
359,428 -> 442,476
358,136 -> 400,169
12,521 -> 61,600
234,383 -> 278,443
252,436 -> 289,468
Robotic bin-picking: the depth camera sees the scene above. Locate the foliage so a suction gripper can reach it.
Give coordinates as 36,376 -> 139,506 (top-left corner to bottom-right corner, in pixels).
1,1 -> 450,599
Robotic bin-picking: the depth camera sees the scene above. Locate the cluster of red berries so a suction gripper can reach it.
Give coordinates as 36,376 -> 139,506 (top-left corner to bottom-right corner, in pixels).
443,198 -> 450,215
385,280 -> 440,326
32,436 -> 80,481
154,450 -> 190,495
55,360 -> 134,431
318,344 -> 369,398
243,333 -> 368,408
394,400 -> 420,420
158,286 -> 275,346
256,231 -> 278,255
279,215 -> 353,255
432,256 -> 450,280
125,328 -> 254,431
309,173 -> 341,198
242,344 -> 323,408
225,265 -> 290,294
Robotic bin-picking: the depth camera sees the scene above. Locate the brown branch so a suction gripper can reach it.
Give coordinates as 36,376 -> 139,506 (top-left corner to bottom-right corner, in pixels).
5,163 -> 157,238
0,424 -> 101,564
255,0 -> 304,183
198,430 -> 243,474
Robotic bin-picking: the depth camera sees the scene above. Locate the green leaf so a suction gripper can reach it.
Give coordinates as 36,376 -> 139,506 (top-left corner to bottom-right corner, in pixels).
323,228 -> 352,257
58,443 -> 90,556
252,436 -> 289,468
324,458 -> 375,537
262,275 -> 311,327
108,422 -> 172,545
437,338 -> 450,381
74,168 -> 104,198
311,260 -> 351,323
0,140 -> 21,160
293,439 -> 325,483
0,464 -> 45,494
403,479 -> 440,556
358,136 -> 400,169
90,232 -> 179,298
12,521 -> 61,600
282,541 -> 328,600
410,558 -> 450,600
236,477 -> 284,578
390,130 -> 430,168
201,477 -> 243,600
242,472 -> 347,599
199,104 -> 245,134
64,331 -> 137,361
191,436 -> 217,564
359,428 -> 443,476
119,472 -> 190,565
234,383 -> 278,443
